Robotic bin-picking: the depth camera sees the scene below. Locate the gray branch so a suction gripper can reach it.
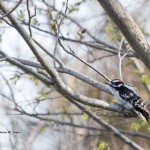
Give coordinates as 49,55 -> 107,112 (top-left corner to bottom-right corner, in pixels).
71,100 -> 144,150
0,1 -> 136,114
0,50 -> 53,85
0,2 -> 144,148
97,0 -> 150,70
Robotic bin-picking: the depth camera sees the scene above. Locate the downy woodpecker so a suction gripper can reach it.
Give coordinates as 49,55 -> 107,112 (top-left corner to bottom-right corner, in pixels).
107,79 -> 150,121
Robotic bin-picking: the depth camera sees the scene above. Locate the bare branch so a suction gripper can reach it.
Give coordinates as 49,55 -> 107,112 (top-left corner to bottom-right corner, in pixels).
0,50 -> 53,85
0,56 -> 111,94
0,1 -> 148,149
97,0 -> 150,71
26,23 -> 136,57
0,73 -> 16,102
53,0 -> 69,68
70,100 -> 144,150
26,0 -> 36,37
13,107 -> 150,140
33,39 -> 65,68
0,0 -> 139,120
0,0 -> 23,19
59,40 -> 111,81
118,37 -> 124,80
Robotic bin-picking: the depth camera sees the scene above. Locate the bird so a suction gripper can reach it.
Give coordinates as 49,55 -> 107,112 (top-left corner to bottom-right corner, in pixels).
107,79 -> 150,122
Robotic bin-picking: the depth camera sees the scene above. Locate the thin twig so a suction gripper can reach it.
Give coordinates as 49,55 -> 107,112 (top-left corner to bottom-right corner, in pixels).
26,0 -> 36,37
70,100 -> 144,150
33,38 -> 65,68
0,0 -> 139,119
87,54 -> 115,63
118,37 -> 130,81
0,73 -> 15,102
59,39 -> 111,81
23,22 -> 136,57
0,0 -> 23,20
13,107 -> 150,140
53,0 -> 69,68
0,55 -> 111,94
1,18 -> 12,26
0,50 -> 53,85
118,37 -> 124,80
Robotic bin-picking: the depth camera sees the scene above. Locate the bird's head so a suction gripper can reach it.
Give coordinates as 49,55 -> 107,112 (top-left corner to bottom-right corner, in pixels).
107,79 -> 124,89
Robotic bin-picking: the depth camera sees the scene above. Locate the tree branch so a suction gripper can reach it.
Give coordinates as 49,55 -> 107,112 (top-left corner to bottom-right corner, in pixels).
0,0 -> 23,19
27,23 -> 136,57
0,55 -> 111,94
71,100 -> 144,150
0,50 -> 53,85
0,2 -> 137,114
97,0 -> 150,70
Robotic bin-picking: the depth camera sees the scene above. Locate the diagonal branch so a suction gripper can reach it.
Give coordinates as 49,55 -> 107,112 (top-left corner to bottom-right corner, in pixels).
59,40 -> 110,81
0,50 -> 53,85
0,55 -> 112,94
0,2 -> 145,149
0,0 -> 23,19
0,1 -> 136,114
27,23 -> 136,57
97,0 -> 150,71
69,100 -> 144,150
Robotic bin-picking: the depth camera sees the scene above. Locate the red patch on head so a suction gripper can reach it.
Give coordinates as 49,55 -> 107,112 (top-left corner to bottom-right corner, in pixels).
119,79 -> 123,83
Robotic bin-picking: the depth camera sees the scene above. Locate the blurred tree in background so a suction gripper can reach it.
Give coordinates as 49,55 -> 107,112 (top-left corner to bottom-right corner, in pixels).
0,0 -> 150,150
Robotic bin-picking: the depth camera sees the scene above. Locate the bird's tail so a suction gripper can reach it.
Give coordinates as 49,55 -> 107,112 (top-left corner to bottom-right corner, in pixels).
134,100 -> 150,122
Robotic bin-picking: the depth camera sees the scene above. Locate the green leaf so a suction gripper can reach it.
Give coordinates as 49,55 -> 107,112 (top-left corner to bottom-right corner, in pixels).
41,127 -> 47,134
83,113 -> 89,120
29,75 -> 40,86
104,24 -> 121,41
35,97 -> 40,103
50,20 -> 58,32
140,120 -> 147,126
68,7 -> 79,13
85,105 -> 91,109
141,75 -> 150,85
131,123 -> 141,131
42,91 -> 49,100
48,115 -> 52,120
32,18 -> 38,26
135,69 -> 143,75
105,26 -> 115,32
35,79 -> 40,86
97,143 -> 110,150
19,11 -> 25,22
147,127 -> 150,132
50,85 -> 55,91
10,74 -> 20,85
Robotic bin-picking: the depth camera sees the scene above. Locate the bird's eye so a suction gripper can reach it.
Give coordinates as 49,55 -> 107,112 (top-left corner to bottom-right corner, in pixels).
111,79 -> 124,86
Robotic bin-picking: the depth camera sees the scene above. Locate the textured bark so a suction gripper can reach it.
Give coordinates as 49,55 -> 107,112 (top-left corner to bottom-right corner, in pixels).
98,0 -> 150,71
